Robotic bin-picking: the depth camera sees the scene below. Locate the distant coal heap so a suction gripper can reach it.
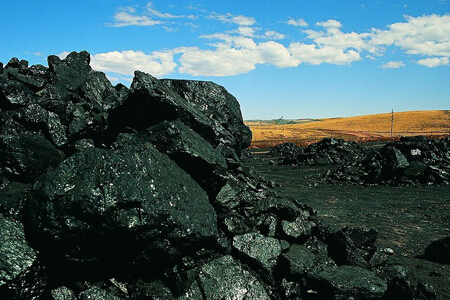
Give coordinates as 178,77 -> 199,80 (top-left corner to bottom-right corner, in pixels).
271,137 -> 450,186
322,136 -> 450,186
0,51 -> 436,299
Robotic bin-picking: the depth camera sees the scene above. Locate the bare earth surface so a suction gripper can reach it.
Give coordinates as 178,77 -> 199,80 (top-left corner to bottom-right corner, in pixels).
246,149 -> 450,299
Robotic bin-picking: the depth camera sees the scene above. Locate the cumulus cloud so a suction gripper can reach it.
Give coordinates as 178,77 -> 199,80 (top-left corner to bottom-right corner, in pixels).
230,26 -> 255,37
417,57 -> 450,67
380,61 -> 405,69
287,18 -> 309,27
147,2 -> 182,19
289,43 -> 361,65
108,3 -> 197,27
258,41 -> 298,67
90,50 -> 183,77
316,19 -> 342,29
109,11 -> 162,27
370,14 -> 450,57
147,2 -> 196,20
305,23 -> 372,52
101,7 -> 450,78
179,48 -> 259,76
264,31 -> 286,40
210,13 -> 256,26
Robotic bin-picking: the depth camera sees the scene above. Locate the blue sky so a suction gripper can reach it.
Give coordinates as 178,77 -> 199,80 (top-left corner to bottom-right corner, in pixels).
1,0 -> 449,119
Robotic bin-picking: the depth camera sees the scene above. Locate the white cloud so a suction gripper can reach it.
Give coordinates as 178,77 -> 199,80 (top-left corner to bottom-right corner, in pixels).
179,48 -> 258,76
210,13 -> 256,26
100,8 -> 450,78
316,19 -> 342,29
147,2 -> 183,19
178,36 -> 298,76
90,50 -> 181,77
370,14 -> 450,57
178,35 -> 361,76
147,2 -> 196,20
380,61 -> 405,69
287,18 -> 309,27
109,11 -> 162,27
200,33 -> 258,49
289,43 -> 361,65
230,26 -> 255,37
417,57 -> 450,67
108,3 -> 197,28
305,26 -> 371,52
264,30 -> 286,40
258,41 -> 299,67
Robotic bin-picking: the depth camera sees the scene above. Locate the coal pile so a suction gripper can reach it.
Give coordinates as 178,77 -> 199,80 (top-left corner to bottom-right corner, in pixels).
269,142 -> 300,157
323,136 -> 450,186
0,52 -> 436,299
272,138 -> 368,166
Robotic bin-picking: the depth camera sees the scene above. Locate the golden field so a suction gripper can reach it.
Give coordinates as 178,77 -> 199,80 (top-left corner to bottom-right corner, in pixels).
246,110 -> 450,148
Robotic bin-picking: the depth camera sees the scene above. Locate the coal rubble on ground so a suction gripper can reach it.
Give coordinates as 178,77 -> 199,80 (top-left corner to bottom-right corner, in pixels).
271,136 -> 450,186
272,138 -> 368,166
0,52 -> 436,299
319,136 -> 450,186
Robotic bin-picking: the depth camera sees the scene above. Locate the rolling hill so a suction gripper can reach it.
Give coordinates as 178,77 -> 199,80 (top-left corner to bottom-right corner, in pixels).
246,110 -> 450,148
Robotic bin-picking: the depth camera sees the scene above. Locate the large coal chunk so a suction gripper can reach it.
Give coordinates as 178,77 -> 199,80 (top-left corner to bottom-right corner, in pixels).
188,255 -> 270,299
383,278 -> 436,300
25,143 -> 218,274
327,227 -> 378,267
159,79 -> 252,152
278,244 -> 318,279
0,74 -> 39,109
0,215 -> 37,294
107,71 -> 250,154
308,265 -> 387,299
424,236 -> 450,265
0,132 -> 64,183
45,51 -> 121,141
138,120 -> 228,198
0,182 -> 31,220
47,51 -> 92,92
232,232 -> 282,271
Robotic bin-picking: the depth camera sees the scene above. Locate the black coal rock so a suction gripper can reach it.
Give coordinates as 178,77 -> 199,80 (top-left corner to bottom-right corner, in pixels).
424,236 -> 450,265
106,71 -> 251,155
0,132 -> 64,183
269,142 -> 300,157
25,143 -> 218,276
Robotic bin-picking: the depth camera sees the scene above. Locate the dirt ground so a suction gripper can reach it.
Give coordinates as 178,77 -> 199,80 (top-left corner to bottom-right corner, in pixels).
246,149 -> 450,300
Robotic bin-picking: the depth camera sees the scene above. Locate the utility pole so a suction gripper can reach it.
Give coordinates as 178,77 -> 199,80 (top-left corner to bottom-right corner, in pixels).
390,109 -> 394,138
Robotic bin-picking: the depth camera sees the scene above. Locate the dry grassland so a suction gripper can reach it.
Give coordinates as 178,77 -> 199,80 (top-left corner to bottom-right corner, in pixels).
247,110 -> 450,148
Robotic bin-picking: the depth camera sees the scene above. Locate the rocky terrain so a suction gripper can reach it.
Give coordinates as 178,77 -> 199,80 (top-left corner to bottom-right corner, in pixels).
0,51 -> 444,299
